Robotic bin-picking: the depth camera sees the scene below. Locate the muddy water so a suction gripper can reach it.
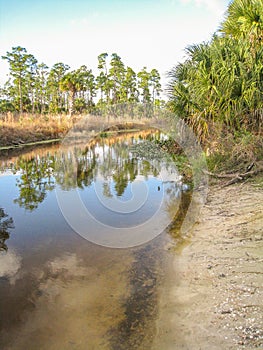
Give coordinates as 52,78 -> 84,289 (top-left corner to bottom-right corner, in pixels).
0,131 -> 190,349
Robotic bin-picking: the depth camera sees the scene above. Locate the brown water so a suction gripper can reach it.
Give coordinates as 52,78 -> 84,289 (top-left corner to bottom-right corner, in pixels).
0,131 -> 190,349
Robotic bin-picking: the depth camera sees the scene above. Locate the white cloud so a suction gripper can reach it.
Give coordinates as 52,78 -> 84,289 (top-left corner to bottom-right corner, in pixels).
199,0 -> 227,14
180,0 -> 227,15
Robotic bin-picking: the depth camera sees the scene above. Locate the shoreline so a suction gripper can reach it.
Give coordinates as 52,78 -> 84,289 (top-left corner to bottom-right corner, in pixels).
0,116 -> 151,150
154,181 -> 263,349
0,138 -> 61,151
1,131 -> 262,348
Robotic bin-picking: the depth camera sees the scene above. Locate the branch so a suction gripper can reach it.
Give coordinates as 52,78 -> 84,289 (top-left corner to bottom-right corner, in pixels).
203,170 -> 235,179
203,164 -> 263,187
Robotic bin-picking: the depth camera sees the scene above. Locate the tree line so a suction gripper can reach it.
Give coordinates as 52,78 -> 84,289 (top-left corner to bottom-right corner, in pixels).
2,0 -> 262,145
0,49 -> 162,115
167,0 -> 263,140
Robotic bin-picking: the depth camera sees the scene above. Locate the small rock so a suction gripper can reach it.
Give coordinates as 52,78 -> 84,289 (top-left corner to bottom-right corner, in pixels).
219,273 -> 226,278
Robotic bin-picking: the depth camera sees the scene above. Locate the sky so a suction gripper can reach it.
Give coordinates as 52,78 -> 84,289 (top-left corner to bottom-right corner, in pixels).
0,0 -> 231,93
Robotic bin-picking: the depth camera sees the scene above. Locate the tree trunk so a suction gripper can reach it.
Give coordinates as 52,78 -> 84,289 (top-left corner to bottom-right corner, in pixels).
18,78 -> 23,114
68,90 -> 75,116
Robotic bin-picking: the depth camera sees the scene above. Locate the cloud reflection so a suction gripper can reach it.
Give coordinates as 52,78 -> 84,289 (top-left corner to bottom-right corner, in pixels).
0,250 -> 22,282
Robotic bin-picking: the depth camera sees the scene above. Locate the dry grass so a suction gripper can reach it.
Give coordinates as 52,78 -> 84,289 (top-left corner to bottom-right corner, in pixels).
0,113 -> 79,147
0,113 -> 154,148
205,126 -> 263,173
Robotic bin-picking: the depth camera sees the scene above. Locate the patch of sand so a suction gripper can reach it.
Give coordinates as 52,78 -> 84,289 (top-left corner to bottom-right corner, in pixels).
155,182 -> 263,349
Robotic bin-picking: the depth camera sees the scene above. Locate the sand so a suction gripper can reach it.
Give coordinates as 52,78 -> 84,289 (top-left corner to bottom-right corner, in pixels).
155,181 -> 263,350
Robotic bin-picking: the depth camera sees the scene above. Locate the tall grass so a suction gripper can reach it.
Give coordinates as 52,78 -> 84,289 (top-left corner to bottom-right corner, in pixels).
0,113 -> 78,147
0,111 -> 155,148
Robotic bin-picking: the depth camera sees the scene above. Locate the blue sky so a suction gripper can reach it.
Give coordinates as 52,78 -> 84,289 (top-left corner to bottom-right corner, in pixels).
0,0 -> 231,89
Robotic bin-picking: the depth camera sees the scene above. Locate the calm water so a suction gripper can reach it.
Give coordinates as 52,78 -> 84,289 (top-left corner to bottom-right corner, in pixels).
0,130 -> 190,350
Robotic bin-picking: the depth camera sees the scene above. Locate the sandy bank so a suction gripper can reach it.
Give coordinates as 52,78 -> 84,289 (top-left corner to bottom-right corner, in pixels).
155,181 -> 263,349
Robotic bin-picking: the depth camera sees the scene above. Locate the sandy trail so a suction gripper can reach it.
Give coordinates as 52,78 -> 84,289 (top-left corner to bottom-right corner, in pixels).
155,182 -> 263,349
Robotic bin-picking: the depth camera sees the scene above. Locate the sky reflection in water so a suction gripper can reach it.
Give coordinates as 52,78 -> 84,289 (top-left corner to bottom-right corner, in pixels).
0,130 -> 187,349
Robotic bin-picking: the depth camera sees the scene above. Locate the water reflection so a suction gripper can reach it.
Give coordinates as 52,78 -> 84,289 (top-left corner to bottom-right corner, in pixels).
1,130 -> 184,214
13,157 -> 55,211
0,129 -> 191,349
0,208 -> 14,251
54,131 -> 186,247
0,250 -> 21,282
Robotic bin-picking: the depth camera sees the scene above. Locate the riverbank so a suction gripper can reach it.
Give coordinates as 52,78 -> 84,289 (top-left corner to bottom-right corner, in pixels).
1,118 -> 262,349
0,114 -> 152,150
155,179 -> 263,349
0,115 -> 73,148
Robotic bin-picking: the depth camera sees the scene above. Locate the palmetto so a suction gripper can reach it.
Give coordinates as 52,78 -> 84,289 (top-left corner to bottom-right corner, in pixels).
168,0 -> 263,141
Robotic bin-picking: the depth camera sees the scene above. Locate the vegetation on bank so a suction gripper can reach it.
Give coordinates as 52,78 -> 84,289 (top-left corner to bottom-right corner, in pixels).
1,0 -> 263,176
168,0 -> 263,138
0,114 -> 73,148
167,0 -> 263,173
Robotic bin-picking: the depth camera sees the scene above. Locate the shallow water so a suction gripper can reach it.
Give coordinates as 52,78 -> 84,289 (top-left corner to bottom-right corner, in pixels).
0,130 -> 190,349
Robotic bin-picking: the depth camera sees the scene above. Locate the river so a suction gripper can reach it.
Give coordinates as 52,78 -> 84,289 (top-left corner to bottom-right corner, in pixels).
0,130 -> 191,349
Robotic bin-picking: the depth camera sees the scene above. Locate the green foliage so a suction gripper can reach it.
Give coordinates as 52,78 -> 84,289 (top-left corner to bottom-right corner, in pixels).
137,67 -> 151,104
109,53 -> 126,104
47,62 -> 70,113
0,49 -> 162,115
167,0 -> 263,141
0,99 -> 15,112
221,0 -> 263,45
2,46 -> 38,113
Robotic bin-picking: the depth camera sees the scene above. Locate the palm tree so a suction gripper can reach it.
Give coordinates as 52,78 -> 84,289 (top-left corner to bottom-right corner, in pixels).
59,71 -> 79,116
221,0 -> 263,46
168,1 -> 263,140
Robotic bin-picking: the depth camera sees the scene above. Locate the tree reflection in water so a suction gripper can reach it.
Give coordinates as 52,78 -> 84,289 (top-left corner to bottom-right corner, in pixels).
7,130 -> 179,211
0,208 -> 14,251
13,156 -> 55,211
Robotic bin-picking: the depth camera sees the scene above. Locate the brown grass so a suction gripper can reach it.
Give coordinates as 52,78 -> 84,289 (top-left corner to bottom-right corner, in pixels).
0,114 -> 82,147
205,125 -> 263,173
0,113 -> 155,148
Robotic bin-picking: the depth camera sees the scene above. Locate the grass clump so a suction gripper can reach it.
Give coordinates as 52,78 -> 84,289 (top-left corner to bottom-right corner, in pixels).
206,128 -> 263,173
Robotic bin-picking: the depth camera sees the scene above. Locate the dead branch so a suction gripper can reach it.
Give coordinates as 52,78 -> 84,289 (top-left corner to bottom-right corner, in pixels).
203,171 -> 236,179
203,164 -> 263,187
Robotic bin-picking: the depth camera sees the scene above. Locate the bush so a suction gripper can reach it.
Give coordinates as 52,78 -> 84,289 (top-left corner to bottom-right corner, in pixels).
206,129 -> 263,173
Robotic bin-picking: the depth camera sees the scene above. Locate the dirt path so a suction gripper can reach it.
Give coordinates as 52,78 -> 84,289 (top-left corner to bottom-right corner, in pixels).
154,181 -> 263,349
